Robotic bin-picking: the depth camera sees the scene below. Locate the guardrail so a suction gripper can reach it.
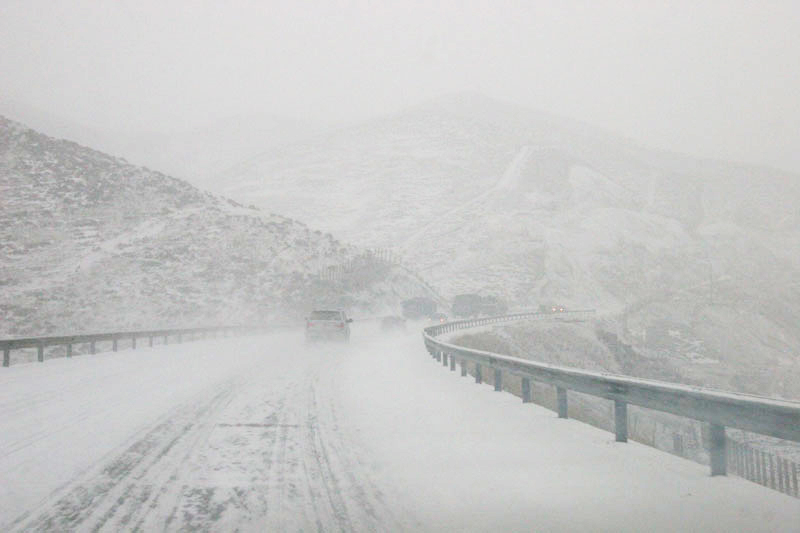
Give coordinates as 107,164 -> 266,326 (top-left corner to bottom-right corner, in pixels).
423,311 -> 800,479
428,309 -> 596,333
1,325 -> 278,367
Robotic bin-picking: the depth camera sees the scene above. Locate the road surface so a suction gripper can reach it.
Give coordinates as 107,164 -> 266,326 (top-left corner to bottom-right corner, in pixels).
1,325 -> 798,531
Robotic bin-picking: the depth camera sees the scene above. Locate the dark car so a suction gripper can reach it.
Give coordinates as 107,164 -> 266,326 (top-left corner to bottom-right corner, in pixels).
430,312 -> 448,324
305,309 -> 352,342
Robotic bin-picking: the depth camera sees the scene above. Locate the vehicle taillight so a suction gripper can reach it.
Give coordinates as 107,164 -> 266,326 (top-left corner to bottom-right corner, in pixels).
337,322 -> 344,328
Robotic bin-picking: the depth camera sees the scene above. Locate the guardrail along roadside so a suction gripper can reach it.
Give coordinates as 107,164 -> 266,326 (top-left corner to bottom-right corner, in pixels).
422,310 -> 800,496
1,325 -> 280,367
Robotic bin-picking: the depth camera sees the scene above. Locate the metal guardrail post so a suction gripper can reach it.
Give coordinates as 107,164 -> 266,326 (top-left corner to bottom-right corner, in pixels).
614,400 -> 628,442
3,347 -> 9,367
557,387 -> 568,418
112,337 -> 118,352
710,424 -> 727,476
742,445 -> 750,479
768,454 -> 775,488
442,352 -> 448,366
37,343 -> 44,362
762,451 -> 769,485
90,341 -> 96,354
66,344 -> 72,358
164,335 -> 168,345
494,368 -> 502,391
475,363 -> 482,384
522,378 -> 531,403
461,360 -> 467,377
132,335 -> 136,349
450,353 -> 456,371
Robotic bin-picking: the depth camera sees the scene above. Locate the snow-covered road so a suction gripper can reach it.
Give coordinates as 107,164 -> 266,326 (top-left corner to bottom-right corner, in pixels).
1,326 -> 798,531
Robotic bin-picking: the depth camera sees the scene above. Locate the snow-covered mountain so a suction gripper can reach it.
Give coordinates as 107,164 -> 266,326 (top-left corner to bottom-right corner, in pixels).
209,93 -> 800,372
0,116 -> 423,336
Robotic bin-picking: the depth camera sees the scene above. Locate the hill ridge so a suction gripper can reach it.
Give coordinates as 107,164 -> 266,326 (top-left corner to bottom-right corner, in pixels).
0,116 -> 427,336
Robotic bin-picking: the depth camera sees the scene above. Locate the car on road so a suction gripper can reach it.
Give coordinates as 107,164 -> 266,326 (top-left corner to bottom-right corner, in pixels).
430,312 -> 448,324
539,304 -> 567,313
305,309 -> 352,342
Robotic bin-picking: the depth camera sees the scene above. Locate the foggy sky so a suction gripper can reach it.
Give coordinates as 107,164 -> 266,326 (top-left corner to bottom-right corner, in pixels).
1,0 -> 799,174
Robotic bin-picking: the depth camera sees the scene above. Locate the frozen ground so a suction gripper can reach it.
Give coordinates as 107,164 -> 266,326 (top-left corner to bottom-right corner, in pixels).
1,326 -> 798,531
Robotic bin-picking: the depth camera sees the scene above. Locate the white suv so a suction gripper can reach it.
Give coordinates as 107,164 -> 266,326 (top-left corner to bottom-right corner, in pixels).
305,310 -> 352,342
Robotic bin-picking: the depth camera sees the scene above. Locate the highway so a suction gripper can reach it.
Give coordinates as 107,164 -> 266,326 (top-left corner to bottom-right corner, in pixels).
1,325 -> 798,531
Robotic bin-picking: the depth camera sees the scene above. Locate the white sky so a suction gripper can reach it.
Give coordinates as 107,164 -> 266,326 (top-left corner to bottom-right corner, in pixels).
1,0 -> 799,173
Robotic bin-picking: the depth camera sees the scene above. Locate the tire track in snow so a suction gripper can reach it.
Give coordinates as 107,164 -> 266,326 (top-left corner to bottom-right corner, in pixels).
9,380 -> 239,532
305,383 -> 355,531
7,338 -> 409,532
302,355 -> 407,532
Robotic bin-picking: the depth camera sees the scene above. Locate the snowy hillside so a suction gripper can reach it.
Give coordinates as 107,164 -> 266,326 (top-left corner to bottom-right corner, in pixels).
0,117 -> 422,336
210,93 -> 800,382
